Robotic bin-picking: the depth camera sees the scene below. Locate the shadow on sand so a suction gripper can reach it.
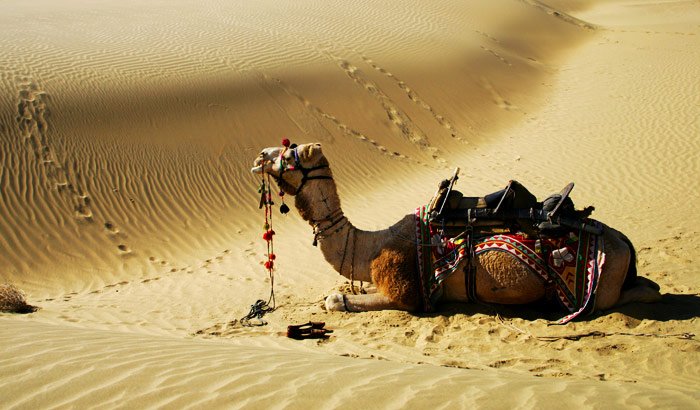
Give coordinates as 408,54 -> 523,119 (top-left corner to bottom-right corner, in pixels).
612,293 -> 700,322
435,293 -> 700,323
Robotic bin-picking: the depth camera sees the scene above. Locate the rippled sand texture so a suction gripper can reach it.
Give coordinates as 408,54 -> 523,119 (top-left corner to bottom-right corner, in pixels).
1,0 -> 699,408
0,0 -> 596,292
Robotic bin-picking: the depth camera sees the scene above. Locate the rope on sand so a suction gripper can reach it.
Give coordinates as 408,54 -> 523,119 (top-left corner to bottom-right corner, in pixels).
495,314 -> 695,341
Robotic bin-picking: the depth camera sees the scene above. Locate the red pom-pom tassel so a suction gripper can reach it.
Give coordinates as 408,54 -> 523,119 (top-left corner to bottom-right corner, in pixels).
282,138 -> 290,147
262,230 -> 275,241
264,260 -> 274,270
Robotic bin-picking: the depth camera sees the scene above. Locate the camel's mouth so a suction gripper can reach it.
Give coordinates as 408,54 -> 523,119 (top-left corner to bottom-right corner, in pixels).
251,156 -> 265,174
252,147 -> 286,174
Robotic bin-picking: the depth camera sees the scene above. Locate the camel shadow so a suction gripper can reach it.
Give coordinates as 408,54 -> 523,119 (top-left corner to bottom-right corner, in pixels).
611,293 -> 700,322
435,293 -> 700,322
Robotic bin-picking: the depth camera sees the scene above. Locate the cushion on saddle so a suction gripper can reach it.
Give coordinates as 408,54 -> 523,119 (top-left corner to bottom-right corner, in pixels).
415,205 -> 606,324
428,180 -> 596,238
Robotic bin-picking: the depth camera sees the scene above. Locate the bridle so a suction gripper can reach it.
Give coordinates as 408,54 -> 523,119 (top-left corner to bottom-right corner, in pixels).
261,142 -> 362,295
261,144 -> 344,242
274,145 -> 333,196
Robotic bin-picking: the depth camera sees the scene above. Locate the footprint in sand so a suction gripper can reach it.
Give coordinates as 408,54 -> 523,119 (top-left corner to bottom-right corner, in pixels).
262,73 -> 429,168
74,203 -> 93,221
16,80 -> 148,267
480,45 -> 512,66
117,244 -> 135,257
481,77 -> 520,112
104,221 -> 120,234
335,59 -> 434,149
361,55 -> 465,142
98,281 -> 130,294
17,82 -> 100,225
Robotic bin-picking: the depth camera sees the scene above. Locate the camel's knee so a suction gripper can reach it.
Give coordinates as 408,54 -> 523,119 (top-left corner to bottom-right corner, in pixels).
325,293 -> 347,312
635,276 -> 661,291
617,285 -> 663,306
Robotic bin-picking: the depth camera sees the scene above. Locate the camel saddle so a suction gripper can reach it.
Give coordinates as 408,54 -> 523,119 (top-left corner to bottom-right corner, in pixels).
427,178 -> 599,238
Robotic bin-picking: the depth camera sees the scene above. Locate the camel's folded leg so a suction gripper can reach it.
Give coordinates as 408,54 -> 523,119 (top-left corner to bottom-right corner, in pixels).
325,292 -> 403,312
616,278 -> 663,306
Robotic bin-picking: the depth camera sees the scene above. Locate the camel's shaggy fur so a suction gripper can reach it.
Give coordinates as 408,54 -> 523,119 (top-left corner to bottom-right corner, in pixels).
370,247 -> 420,311
0,283 -> 38,314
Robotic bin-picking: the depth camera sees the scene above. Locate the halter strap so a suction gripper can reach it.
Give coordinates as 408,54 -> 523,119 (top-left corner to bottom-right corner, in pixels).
278,146 -> 332,195
312,210 -> 348,246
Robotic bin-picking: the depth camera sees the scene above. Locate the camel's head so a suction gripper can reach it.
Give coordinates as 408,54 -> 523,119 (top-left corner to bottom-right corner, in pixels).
251,142 -> 329,195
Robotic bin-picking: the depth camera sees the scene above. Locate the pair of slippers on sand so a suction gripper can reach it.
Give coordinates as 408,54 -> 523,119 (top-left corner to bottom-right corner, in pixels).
287,322 -> 333,340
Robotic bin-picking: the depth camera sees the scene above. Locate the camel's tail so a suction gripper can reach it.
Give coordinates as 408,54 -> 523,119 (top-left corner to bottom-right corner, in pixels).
619,233 -> 639,290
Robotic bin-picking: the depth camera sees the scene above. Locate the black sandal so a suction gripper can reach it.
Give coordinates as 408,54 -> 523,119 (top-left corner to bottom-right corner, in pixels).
287,322 -> 333,340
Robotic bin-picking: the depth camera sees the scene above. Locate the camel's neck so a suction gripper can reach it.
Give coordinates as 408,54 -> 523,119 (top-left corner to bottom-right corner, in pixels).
294,179 -> 372,283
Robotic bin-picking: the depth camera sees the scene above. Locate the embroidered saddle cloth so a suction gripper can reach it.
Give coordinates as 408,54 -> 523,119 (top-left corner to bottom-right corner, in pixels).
415,206 -> 606,324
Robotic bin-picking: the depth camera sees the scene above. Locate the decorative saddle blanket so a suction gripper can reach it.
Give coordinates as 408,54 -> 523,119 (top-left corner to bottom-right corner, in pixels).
415,206 -> 606,324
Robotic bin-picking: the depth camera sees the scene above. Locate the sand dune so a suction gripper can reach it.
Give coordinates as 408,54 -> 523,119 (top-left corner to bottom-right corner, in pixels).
1,0 -> 598,294
1,0 -> 699,407
1,319 -> 697,408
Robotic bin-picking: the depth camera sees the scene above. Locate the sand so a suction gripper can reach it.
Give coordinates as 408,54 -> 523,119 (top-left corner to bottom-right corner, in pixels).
1,0 -> 699,407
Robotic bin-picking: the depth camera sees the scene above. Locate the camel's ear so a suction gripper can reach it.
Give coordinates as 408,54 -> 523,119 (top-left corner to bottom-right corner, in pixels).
300,143 -> 322,161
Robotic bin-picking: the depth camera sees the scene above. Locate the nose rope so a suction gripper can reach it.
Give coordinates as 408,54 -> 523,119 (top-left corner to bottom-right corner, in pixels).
241,172 -> 277,326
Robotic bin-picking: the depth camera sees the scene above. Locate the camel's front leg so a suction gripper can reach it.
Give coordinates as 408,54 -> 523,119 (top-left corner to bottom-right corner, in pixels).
325,292 -> 404,312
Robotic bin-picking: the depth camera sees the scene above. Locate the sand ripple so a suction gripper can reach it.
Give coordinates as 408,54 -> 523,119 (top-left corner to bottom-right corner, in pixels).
1,319 -> 697,408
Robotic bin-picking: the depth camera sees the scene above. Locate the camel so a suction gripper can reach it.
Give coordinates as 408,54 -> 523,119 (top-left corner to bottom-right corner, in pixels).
251,142 -> 662,318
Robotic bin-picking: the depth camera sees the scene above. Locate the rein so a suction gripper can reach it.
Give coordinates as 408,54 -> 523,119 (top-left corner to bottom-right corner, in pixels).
311,209 -> 347,246
339,226 -> 361,295
241,172 -> 277,326
280,145 -> 362,292
248,139 -> 361,320
273,142 -> 345,246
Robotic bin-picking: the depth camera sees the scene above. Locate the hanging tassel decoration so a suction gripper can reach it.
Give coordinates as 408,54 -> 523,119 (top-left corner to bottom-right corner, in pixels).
242,154 -> 288,326
258,181 -> 266,209
279,190 -> 290,214
280,203 -> 290,214
278,138 -> 292,215
243,173 -> 277,325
